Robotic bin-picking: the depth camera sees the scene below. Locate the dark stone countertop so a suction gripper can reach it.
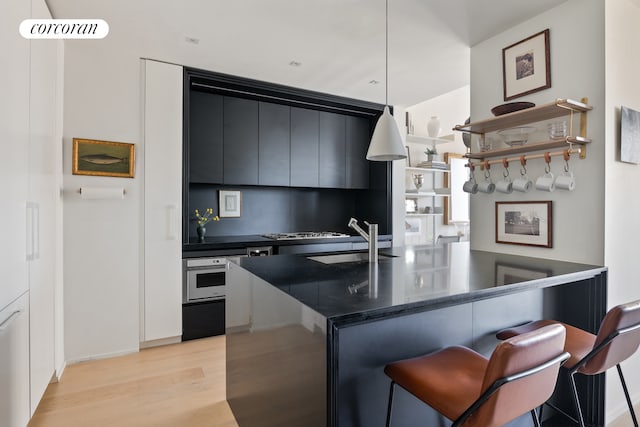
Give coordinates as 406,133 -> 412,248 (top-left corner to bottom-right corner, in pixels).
182,233 -> 393,255
233,242 -> 606,324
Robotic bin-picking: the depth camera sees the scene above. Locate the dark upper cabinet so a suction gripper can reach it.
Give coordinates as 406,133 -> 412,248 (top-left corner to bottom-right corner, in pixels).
290,107 -> 319,187
187,83 -> 374,190
224,97 -> 259,185
189,91 -> 223,183
259,102 -> 290,186
319,112 -> 346,188
346,116 -> 371,189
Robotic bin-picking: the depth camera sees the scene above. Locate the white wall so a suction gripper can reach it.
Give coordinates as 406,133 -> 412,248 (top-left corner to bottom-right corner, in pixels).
604,0 -> 640,419
62,40 -> 142,362
469,0 -> 605,265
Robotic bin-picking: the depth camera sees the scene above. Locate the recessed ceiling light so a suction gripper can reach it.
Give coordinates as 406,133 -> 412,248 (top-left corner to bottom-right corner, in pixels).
185,37 -> 200,45
289,60 -> 302,67
369,80 -> 380,85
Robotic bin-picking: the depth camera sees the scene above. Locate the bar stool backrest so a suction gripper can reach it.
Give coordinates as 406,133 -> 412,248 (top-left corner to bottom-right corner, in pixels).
581,299 -> 640,375
467,324 -> 566,427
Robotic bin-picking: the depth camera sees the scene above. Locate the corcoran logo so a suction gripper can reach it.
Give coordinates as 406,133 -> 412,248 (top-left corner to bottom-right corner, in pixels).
19,19 -> 109,39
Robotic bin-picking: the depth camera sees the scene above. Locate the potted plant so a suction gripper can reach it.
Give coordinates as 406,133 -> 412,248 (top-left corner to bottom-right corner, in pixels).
194,208 -> 219,241
425,147 -> 438,162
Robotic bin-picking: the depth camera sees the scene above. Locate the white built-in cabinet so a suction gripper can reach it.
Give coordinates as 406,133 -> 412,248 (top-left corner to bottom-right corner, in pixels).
142,59 -> 183,342
1,0 -> 31,316
28,0 -> 60,413
1,0 -> 61,424
0,294 -> 31,427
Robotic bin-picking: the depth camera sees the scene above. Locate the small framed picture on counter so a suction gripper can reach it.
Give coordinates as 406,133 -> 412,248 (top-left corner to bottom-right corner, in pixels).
495,201 -> 552,247
219,190 -> 241,217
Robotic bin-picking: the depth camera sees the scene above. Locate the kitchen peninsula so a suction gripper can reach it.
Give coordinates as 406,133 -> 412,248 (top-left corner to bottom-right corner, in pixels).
226,243 -> 607,427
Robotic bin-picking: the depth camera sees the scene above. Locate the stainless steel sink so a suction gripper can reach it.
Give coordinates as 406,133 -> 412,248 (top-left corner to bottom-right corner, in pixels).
307,252 -> 395,264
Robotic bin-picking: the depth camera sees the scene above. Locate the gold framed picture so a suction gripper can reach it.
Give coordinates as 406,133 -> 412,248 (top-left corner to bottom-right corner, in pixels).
72,138 -> 135,178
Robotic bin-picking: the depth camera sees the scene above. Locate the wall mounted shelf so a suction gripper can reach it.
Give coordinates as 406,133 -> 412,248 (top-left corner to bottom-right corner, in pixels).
453,99 -> 591,135
454,98 -> 592,163
405,192 -> 450,198
406,166 -> 450,173
465,136 -> 590,161
406,135 -> 453,145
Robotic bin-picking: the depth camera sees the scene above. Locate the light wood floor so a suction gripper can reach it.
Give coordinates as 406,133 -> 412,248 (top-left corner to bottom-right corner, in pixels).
29,336 -> 238,427
27,334 -> 636,427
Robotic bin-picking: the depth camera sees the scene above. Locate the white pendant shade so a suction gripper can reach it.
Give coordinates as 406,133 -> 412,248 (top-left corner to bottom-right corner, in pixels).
366,106 -> 406,161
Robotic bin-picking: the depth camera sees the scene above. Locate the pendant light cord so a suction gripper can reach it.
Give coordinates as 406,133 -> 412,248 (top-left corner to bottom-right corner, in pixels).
385,0 -> 389,106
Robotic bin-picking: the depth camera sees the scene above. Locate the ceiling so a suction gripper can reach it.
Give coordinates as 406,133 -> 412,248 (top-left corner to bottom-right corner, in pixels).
46,0 -> 567,107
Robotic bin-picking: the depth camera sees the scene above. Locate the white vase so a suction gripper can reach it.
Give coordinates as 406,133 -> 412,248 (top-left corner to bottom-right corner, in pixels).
427,116 -> 441,138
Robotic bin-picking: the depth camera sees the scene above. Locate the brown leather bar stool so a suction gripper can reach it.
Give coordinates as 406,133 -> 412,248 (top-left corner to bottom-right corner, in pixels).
496,299 -> 640,427
384,324 -> 569,427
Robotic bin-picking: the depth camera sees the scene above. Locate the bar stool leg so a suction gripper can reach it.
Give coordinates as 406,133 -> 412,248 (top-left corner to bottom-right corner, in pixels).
386,381 -> 396,427
530,409 -> 541,427
617,364 -> 639,427
569,371 -> 586,427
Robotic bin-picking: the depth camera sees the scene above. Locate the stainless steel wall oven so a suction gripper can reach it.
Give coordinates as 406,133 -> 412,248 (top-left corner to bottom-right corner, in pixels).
182,247 -> 272,341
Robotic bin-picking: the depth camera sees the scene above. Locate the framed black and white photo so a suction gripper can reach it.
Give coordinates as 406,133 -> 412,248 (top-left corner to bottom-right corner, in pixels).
621,105 -> 640,164
219,190 -> 241,217
502,29 -> 551,101
495,201 -> 552,247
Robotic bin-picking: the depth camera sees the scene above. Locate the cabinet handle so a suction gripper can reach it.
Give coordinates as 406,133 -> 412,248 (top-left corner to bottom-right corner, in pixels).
26,202 -> 40,261
0,310 -> 23,331
26,203 -> 35,261
33,203 -> 40,260
168,205 -> 177,241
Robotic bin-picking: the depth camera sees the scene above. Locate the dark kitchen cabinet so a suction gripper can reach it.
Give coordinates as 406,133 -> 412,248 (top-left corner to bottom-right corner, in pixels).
319,112 -> 346,188
224,97 -> 259,185
189,91 -> 223,183
259,102 -> 290,186
290,107 -> 319,187
346,116 -> 370,189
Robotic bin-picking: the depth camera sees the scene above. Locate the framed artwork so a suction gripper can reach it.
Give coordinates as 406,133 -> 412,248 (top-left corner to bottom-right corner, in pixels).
405,218 -> 421,234
621,105 -> 640,164
72,138 -> 135,178
495,263 -> 551,286
219,190 -> 241,217
495,201 -> 552,247
502,29 -> 551,101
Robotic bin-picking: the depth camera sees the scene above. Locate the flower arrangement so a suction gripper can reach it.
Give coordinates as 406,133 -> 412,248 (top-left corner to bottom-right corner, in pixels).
424,147 -> 438,155
194,208 -> 219,226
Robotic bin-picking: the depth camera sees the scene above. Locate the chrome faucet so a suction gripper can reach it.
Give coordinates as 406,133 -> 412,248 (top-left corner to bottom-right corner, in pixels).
348,217 -> 378,263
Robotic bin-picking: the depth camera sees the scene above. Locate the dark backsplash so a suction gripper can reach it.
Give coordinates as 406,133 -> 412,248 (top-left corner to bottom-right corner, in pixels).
187,184 -> 389,240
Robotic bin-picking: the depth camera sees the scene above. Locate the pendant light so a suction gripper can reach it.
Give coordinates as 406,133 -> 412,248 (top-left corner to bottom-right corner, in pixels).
366,0 -> 406,161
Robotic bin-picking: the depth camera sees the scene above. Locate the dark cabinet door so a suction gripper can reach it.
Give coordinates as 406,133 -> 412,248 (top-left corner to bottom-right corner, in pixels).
346,116 -> 371,189
189,91 -> 223,183
259,102 -> 290,186
223,97 -> 259,185
290,107 -> 319,187
319,112 -> 346,188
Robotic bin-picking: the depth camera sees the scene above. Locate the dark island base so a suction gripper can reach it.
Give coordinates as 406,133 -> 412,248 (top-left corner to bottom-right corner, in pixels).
226,247 -> 607,427
329,277 -> 606,427
227,325 -> 326,427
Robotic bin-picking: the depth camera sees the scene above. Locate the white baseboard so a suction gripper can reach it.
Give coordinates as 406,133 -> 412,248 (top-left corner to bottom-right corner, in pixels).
65,346 -> 140,366
139,336 -> 181,349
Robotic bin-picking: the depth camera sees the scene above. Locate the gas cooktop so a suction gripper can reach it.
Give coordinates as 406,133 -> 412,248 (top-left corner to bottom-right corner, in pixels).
262,231 -> 350,241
